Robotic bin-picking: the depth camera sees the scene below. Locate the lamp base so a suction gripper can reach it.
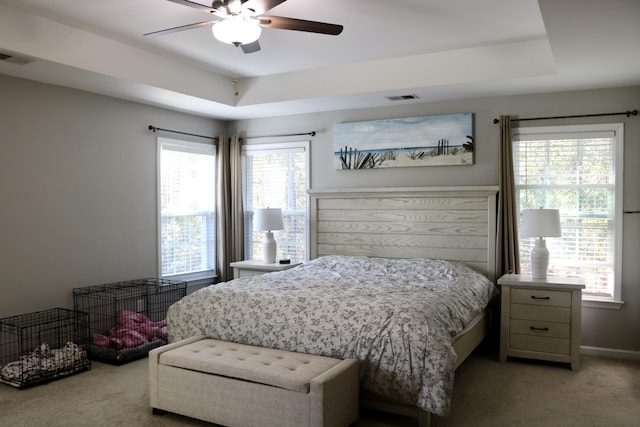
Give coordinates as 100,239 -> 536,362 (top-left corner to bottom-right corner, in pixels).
530,238 -> 550,279
262,231 -> 277,264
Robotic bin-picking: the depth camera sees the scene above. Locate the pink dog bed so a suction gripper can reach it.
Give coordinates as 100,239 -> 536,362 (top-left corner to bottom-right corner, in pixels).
93,310 -> 167,350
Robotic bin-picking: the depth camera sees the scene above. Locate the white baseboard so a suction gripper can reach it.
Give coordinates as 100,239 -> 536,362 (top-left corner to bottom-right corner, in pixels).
581,345 -> 640,360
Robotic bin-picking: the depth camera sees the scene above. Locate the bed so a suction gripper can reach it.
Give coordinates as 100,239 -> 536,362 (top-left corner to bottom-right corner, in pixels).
167,186 -> 499,426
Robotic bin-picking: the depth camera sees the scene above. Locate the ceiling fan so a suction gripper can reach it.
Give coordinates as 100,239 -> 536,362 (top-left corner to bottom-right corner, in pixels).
144,0 -> 343,54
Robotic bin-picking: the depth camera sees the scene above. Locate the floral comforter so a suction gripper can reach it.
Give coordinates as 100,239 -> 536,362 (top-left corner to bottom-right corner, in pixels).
167,255 -> 497,416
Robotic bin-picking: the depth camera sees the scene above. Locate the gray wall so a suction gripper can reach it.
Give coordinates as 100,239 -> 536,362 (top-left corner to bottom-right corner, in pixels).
232,86 -> 640,352
1,72 -> 637,352
0,74 -> 227,318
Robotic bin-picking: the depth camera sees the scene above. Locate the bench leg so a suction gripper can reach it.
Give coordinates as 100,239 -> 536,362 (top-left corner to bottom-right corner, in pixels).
417,409 -> 431,427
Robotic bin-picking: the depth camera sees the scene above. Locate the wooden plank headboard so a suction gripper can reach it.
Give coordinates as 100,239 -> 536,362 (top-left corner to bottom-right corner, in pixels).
308,186 -> 498,282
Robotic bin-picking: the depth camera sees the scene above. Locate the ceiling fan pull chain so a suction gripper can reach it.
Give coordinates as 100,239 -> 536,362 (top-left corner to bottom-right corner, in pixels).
232,47 -> 239,96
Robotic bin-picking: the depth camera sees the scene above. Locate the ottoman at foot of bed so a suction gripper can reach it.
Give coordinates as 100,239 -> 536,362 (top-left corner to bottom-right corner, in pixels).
148,336 -> 359,427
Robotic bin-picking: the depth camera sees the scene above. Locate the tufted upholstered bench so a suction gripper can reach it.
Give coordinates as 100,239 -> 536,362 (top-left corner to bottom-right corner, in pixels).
149,336 -> 359,427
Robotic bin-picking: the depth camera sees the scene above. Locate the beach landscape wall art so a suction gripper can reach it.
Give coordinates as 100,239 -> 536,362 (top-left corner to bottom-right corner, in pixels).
333,113 -> 474,169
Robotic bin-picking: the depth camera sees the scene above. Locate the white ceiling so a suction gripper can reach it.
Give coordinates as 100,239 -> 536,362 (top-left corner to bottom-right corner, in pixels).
0,0 -> 638,120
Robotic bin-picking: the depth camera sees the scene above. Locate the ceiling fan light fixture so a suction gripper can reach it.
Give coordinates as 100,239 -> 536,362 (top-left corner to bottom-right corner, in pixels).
212,15 -> 262,46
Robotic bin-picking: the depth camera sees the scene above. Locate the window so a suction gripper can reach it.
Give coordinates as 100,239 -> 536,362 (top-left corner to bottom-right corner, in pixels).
242,142 -> 309,263
513,124 -> 624,303
158,137 -> 216,279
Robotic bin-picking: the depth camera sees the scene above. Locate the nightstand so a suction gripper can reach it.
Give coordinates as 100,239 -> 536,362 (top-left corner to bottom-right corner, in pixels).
230,260 -> 302,279
498,274 -> 585,370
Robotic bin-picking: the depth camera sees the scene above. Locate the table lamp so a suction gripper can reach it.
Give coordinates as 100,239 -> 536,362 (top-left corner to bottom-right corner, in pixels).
253,208 -> 284,263
520,208 -> 562,279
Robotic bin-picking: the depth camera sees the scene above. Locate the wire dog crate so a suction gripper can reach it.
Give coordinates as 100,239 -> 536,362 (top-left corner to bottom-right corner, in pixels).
0,308 -> 91,388
72,278 -> 186,364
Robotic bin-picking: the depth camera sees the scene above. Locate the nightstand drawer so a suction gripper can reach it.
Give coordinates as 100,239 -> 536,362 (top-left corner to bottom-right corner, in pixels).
510,319 -> 570,339
511,303 -> 570,323
510,334 -> 570,355
511,289 -> 571,307
236,269 -> 266,278
230,261 -> 303,279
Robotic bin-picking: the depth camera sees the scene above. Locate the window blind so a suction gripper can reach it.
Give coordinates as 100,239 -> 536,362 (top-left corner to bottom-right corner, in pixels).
513,124 -> 623,299
243,143 -> 308,262
159,137 -> 216,277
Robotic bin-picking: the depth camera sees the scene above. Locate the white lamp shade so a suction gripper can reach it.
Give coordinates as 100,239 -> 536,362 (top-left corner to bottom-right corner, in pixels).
253,208 -> 284,231
520,209 -> 561,238
212,15 -> 262,45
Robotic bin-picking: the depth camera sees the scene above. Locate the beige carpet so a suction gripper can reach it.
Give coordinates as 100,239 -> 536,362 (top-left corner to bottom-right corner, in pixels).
0,348 -> 638,427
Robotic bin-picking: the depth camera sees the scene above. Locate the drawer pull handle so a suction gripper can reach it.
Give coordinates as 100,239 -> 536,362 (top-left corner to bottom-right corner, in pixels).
530,326 -> 549,332
531,295 -> 550,300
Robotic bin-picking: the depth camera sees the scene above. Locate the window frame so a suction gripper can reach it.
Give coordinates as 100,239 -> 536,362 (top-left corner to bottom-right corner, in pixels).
512,123 -> 624,308
157,136 -> 217,282
242,140 -> 310,263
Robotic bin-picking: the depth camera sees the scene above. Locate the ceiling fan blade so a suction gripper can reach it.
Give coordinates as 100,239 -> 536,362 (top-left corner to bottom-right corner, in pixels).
166,0 -> 217,14
143,20 -> 215,37
241,40 -> 261,54
259,16 -> 343,35
241,0 -> 287,15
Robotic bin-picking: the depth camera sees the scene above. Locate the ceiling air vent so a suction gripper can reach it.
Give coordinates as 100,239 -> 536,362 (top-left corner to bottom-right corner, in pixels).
385,94 -> 420,101
0,51 -> 35,65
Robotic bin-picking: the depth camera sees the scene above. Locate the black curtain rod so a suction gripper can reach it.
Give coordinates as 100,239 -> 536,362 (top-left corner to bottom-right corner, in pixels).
492,109 -> 638,124
148,125 -> 316,141
246,131 -> 317,139
148,125 -> 218,141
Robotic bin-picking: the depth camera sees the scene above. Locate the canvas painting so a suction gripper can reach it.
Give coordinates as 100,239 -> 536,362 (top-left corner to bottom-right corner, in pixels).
334,113 -> 474,169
